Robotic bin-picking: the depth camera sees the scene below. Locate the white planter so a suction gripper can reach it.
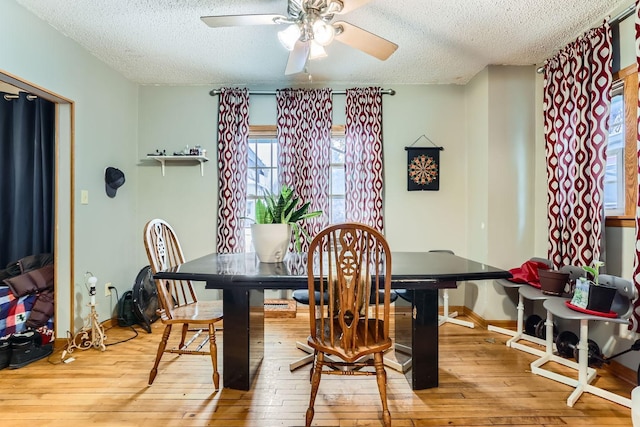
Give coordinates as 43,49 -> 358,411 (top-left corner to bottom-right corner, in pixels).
251,223 -> 292,263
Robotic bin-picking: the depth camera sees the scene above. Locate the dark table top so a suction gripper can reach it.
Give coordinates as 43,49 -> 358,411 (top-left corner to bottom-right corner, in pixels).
154,251 -> 511,290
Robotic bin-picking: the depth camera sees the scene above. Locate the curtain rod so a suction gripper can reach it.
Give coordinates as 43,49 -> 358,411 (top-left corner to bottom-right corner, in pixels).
3,94 -> 37,101
209,88 -> 395,96
536,2 -> 635,74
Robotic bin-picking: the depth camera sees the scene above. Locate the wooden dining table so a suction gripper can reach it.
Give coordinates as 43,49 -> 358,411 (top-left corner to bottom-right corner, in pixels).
154,251 -> 511,391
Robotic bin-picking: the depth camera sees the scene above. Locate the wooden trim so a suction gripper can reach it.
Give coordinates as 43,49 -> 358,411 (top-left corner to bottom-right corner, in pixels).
622,69 -> 637,218
250,124 -> 345,135
0,69 -> 73,104
605,358 -> 638,385
614,63 -> 637,80
69,102 -> 76,334
606,217 -> 635,228
249,125 -> 276,136
608,63 -> 638,220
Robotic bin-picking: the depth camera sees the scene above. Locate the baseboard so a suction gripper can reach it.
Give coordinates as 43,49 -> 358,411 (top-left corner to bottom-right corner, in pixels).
601,354 -> 638,385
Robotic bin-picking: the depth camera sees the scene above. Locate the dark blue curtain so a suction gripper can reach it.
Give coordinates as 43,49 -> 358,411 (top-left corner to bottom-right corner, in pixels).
0,92 -> 55,267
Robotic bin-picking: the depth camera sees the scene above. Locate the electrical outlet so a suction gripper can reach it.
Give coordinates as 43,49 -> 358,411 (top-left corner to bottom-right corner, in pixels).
105,282 -> 112,297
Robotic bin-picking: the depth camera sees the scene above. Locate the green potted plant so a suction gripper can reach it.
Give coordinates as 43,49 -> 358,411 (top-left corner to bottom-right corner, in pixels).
247,185 -> 322,262
571,261 -> 616,313
582,260 -> 604,285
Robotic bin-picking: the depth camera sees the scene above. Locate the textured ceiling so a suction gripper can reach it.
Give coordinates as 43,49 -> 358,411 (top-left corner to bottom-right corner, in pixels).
14,0 -> 631,86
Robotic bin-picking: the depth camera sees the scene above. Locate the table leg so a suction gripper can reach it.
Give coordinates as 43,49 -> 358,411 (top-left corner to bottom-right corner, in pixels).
222,288 -> 264,390
394,287 -> 440,389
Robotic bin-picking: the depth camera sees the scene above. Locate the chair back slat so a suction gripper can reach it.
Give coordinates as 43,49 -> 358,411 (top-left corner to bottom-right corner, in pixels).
307,223 -> 391,359
144,219 -> 198,320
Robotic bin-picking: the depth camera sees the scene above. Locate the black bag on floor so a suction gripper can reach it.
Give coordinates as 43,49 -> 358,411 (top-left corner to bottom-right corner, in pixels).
117,290 -> 136,327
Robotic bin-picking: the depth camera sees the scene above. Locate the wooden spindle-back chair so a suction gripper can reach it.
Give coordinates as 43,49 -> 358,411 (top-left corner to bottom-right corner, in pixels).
304,222 -> 392,427
143,218 -> 223,390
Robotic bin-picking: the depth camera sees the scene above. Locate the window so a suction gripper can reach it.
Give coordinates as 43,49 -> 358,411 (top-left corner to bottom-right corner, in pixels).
244,125 -> 345,248
604,64 -> 637,227
605,80 -> 626,215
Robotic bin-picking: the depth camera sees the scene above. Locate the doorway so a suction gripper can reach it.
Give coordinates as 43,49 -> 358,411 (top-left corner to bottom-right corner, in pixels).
0,70 -> 75,344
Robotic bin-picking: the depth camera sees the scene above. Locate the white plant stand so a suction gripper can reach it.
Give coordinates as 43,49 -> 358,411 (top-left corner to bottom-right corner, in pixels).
487,279 -> 548,356
439,288 -> 474,328
530,297 -> 631,408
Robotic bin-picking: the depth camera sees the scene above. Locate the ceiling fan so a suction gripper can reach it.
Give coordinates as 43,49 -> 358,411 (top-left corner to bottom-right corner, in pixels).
201,0 -> 398,75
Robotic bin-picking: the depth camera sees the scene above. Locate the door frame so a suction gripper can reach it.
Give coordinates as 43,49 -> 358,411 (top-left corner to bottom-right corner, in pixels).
0,69 -> 75,344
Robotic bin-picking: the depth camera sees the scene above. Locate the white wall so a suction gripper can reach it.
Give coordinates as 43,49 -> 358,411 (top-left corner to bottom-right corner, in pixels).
1,1 -> 140,334
464,66 -> 540,319
136,84 -> 473,258
136,84 -> 472,304
136,86 -> 219,263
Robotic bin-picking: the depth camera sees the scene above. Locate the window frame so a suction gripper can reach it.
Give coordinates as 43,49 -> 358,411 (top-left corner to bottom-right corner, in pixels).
605,63 -> 637,228
245,123 -> 346,227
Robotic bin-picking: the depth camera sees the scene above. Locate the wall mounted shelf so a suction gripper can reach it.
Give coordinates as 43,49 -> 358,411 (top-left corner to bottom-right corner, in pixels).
146,155 -> 209,176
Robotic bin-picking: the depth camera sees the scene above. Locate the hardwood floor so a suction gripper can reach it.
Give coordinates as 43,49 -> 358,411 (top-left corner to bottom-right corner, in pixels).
0,311 -> 635,426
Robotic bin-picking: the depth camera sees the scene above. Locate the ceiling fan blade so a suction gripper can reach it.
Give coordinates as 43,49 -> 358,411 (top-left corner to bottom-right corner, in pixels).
287,0 -> 304,18
333,21 -> 398,60
335,0 -> 374,15
285,41 -> 310,75
200,14 -> 286,28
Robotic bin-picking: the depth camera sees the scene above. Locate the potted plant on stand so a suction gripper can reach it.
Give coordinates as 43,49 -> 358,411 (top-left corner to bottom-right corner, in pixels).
570,261 -> 617,313
247,185 -> 322,263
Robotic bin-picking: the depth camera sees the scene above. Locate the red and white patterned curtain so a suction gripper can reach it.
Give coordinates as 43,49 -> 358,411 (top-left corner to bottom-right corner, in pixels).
344,87 -> 385,232
216,88 -> 250,253
631,0 -> 640,332
276,88 -> 332,251
543,23 -> 611,269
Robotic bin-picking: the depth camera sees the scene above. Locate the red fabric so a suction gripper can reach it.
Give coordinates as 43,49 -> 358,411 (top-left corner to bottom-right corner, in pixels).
345,87 -> 385,232
216,88 -> 250,254
543,22 -> 611,269
276,88 -> 332,251
508,260 -> 551,288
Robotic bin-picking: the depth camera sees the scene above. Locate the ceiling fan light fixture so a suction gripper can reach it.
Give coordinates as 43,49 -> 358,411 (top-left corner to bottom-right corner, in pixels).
278,24 -> 301,51
312,20 -> 335,46
308,40 -> 327,60
326,0 -> 344,14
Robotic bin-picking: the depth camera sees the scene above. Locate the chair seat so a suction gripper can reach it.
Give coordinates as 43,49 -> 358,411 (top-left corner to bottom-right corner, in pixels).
293,289 -> 397,305
164,300 -> 223,324
518,285 -> 553,301
495,277 -> 526,289
308,318 -> 393,363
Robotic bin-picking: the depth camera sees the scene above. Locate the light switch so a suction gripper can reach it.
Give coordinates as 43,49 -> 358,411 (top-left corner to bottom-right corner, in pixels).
81,190 -> 89,205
